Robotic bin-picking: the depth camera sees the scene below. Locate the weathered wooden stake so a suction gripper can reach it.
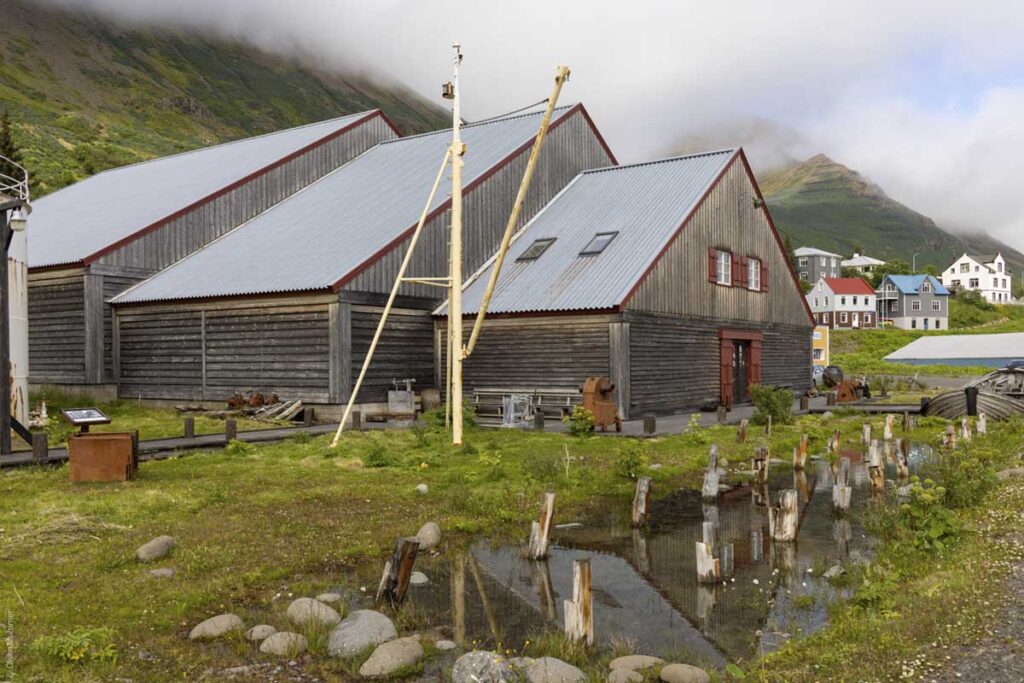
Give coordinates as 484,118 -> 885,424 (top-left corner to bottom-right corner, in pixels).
977,412 -> 987,435
752,446 -> 769,485
884,414 -> 895,440
869,464 -> 885,492
375,537 -> 420,608
717,405 -> 727,424
827,391 -> 837,407
800,394 -> 810,411
944,424 -> 957,448
794,470 -> 809,500
351,410 -> 362,431
765,415 -> 772,437
643,415 -> 656,434
737,419 -> 748,443
224,418 -> 237,442
32,432 -> 48,463
828,429 -> 842,454
528,492 -> 556,560
564,558 -> 593,645
632,477 -> 653,527
960,417 -> 972,442
897,438 -> 910,478
793,445 -> 806,471
534,411 -> 545,432
768,489 -> 799,543
452,554 -> 466,644
702,445 -> 720,501
861,423 -> 871,445
832,457 -> 852,513
184,416 -> 195,439
902,411 -> 911,432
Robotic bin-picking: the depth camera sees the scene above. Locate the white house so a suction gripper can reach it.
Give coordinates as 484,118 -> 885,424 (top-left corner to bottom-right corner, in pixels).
805,277 -> 878,329
940,253 -> 1014,303
841,252 -> 886,275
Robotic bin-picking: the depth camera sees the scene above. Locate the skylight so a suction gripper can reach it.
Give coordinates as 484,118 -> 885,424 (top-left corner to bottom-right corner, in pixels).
517,237 -> 556,262
579,231 -> 618,256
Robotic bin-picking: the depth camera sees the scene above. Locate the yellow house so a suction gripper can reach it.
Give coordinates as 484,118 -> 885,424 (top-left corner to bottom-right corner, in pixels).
812,325 -> 830,366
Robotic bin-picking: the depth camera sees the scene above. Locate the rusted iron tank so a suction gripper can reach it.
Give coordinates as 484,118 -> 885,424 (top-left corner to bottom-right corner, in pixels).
580,376 -> 622,432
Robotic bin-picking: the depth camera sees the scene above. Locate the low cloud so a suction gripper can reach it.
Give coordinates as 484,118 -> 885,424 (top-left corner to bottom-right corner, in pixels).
33,0 -> 1024,252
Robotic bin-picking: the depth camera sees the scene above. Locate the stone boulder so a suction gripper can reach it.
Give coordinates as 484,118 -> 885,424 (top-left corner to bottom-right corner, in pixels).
409,571 -> 430,586
416,483 -> 429,495
259,631 -> 308,656
287,597 -> 341,628
451,651 -> 514,682
189,613 -> 243,640
246,625 -> 277,642
136,535 -> 175,562
660,663 -> 711,683
523,656 -> 587,683
435,639 -> 458,651
328,610 -> 397,658
608,670 -> 643,683
358,636 -> 424,678
415,522 -> 442,551
610,655 -> 665,671
148,567 -> 175,579
316,592 -> 343,604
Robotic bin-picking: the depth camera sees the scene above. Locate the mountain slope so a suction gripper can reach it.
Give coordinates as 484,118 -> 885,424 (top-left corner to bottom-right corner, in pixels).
0,0 -> 449,194
759,154 -> 1024,274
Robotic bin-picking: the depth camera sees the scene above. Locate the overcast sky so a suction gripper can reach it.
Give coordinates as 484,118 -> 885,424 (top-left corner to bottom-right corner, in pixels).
39,0 -> 1024,252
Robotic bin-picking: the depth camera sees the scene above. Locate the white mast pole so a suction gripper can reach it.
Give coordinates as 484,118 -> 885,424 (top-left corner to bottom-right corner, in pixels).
449,42 -> 465,445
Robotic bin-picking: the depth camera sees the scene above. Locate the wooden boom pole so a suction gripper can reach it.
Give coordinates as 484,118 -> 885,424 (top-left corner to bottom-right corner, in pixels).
449,42 -> 466,445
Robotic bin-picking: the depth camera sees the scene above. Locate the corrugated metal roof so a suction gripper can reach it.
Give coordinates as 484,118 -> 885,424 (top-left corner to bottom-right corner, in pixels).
113,107 -> 575,304
795,246 -> 841,258
437,149 -> 737,316
883,274 -> 949,295
841,254 -> 885,267
28,111 -> 381,268
885,332 -> 1024,361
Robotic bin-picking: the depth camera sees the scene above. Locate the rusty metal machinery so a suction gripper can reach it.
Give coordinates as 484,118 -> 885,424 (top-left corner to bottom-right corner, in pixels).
580,376 -> 622,432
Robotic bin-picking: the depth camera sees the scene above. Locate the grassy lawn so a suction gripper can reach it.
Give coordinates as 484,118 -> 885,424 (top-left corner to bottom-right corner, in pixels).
2,412 -> 1022,681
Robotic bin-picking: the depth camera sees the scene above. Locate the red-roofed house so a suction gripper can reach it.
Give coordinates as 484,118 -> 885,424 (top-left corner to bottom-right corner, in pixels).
806,277 -> 877,329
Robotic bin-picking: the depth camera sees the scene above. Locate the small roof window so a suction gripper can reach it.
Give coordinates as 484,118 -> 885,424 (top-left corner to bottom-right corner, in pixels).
517,237 -> 556,262
579,231 -> 618,256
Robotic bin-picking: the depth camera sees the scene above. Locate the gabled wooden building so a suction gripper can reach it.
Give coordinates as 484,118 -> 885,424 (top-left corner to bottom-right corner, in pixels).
27,110 -> 397,395
107,105 -> 615,411
437,149 -> 814,418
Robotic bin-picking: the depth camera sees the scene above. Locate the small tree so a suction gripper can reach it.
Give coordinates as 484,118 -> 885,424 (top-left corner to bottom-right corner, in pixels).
0,107 -> 24,181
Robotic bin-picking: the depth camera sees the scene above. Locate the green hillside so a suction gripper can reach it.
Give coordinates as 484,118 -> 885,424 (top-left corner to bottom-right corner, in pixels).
760,153 -> 1024,274
0,0 -> 448,195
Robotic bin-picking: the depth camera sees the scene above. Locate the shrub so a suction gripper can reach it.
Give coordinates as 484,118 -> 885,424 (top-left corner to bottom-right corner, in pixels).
361,443 -> 397,467
615,442 -> 650,480
897,477 -> 962,552
679,413 -> 710,446
223,439 -> 256,457
563,405 -> 595,438
749,384 -> 794,426
33,627 -> 118,664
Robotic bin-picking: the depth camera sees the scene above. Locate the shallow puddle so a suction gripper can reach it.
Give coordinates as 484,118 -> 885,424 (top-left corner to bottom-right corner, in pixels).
338,440 -> 933,667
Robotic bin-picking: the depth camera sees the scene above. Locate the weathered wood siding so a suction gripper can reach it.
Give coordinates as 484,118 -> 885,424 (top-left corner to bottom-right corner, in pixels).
624,311 -> 811,417
345,110 -> 614,299
116,298 -> 334,401
626,156 -> 812,327
96,115 -> 395,272
27,269 -> 86,384
101,271 -> 149,383
350,306 -> 436,403
437,315 -> 613,394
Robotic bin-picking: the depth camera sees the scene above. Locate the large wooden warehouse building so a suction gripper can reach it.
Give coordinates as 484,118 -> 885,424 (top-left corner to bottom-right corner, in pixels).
27,109 -> 397,395
107,105 -> 615,412
438,149 -> 815,419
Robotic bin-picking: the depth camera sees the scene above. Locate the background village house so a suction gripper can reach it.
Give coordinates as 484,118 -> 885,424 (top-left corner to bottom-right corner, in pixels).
939,252 -> 1014,303
26,110 -> 397,397
794,246 -> 841,283
876,274 -> 949,330
841,253 -> 886,275
805,277 -> 877,329
437,149 -> 815,419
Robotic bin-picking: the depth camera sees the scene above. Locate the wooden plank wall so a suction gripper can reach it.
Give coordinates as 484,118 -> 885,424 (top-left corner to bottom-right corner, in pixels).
436,315 -> 613,396
626,157 -> 812,327
118,309 -> 204,400
102,272 -> 149,383
344,111 -> 615,300
96,116 -> 395,272
350,306 -> 435,403
27,270 -> 86,384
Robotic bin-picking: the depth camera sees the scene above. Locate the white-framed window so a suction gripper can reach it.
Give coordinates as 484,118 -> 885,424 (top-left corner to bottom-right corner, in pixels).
921,281 -> 931,293
823,312 -> 829,323
748,258 -> 761,291
853,296 -> 858,305
931,300 -> 941,311
716,250 -> 731,285
813,297 -> 819,307
840,296 -> 846,305
911,319 -> 917,329
960,263 -> 970,273
892,301 -> 899,311
799,271 -> 808,280
864,313 -> 872,324
912,300 -> 922,311
813,348 -> 824,361
935,319 -> 942,329
820,256 -> 827,266
824,296 -> 829,306
969,278 -> 979,288
840,312 -> 848,323
798,257 -> 808,267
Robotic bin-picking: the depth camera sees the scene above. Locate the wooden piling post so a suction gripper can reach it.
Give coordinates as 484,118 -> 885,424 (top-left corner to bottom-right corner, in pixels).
765,414 -> 772,437
564,558 -> 593,645
960,417 -> 972,442
303,407 -> 315,427
897,438 -> 910,478
375,537 -> 420,609
884,414 -> 894,441
828,429 -> 842,454
717,405 -> 727,424
632,477 -> 653,527
452,554 -> 466,644
827,391 -> 837,407
534,410 -> 545,432
902,411 -> 911,432
861,423 -> 871,445
752,446 -> 769,485
944,424 -> 957,448
768,489 -> 799,542
528,492 -> 556,560
832,457 -> 852,513
702,445 -> 720,501
32,432 -> 48,463
737,419 -> 748,443
184,416 -> 195,439
643,415 -> 656,435
799,394 -> 809,411
225,418 -> 237,443
351,410 -> 362,431
977,413 -> 987,435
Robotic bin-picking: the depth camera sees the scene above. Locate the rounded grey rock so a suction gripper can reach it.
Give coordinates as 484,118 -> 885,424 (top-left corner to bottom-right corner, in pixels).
409,571 -> 430,586
259,631 -> 308,657
328,610 -> 397,658
148,567 -> 175,579
287,597 -> 341,628
416,483 -> 429,495
189,613 -> 243,640
136,535 -> 175,562
609,655 -> 665,671
415,522 -> 442,551
451,650 -> 514,682
316,592 -> 343,604
608,670 -> 643,683
435,639 -> 458,651
246,624 -> 277,642
359,636 -> 424,678
524,657 -> 586,683
659,663 -> 711,683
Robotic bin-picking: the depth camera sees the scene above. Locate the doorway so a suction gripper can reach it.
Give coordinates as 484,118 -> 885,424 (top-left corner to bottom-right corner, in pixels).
719,329 -> 764,408
733,341 -> 751,405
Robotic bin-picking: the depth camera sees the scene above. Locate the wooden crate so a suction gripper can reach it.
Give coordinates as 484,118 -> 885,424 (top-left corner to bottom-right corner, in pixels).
68,432 -> 138,483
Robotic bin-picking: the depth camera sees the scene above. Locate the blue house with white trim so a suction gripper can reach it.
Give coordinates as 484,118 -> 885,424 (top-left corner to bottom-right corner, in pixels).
876,274 -> 949,330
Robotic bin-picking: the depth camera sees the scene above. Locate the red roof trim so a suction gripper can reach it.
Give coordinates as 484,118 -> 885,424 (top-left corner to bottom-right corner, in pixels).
331,104 -> 616,292
79,110 -> 392,266
824,277 -> 875,295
